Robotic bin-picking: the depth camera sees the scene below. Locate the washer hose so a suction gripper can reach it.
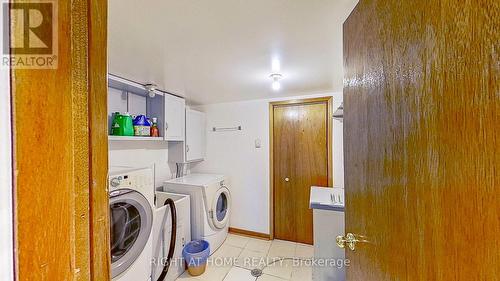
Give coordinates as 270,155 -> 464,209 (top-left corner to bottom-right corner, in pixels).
157,198 -> 177,281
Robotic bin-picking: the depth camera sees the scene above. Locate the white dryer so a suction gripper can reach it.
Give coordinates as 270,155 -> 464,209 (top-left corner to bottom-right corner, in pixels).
109,167 -> 154,281
163,174 -> 231,254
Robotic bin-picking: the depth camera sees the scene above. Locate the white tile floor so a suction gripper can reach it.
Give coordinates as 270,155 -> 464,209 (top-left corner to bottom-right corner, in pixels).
176,234 -> 314,281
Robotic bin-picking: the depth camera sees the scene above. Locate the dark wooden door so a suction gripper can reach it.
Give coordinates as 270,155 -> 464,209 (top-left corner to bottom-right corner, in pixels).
343,0 -> 499,280
272,99 -> 331,245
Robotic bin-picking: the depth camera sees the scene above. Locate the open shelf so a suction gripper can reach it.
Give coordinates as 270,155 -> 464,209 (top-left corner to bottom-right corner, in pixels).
108,136 -> 164,141
108,73 -> 166,141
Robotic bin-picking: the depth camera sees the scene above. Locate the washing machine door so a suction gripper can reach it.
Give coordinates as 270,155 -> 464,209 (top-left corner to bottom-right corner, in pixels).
211,186 -> 231,229
109,189 -> 153,278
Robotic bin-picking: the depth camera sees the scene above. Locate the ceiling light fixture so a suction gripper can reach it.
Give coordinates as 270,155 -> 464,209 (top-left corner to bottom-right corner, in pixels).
272,58 -> 281,72
144,83 -> 157,98
270,73 -> 282,91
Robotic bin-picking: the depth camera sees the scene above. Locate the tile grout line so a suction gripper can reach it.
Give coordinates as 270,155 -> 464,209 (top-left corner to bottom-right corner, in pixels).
185,238 -> 311,281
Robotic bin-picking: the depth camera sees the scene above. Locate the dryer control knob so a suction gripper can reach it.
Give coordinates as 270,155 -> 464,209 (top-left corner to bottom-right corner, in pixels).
110,178 -> 121,187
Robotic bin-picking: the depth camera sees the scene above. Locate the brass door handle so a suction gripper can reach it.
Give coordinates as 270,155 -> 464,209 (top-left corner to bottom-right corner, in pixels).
284,177 -> 290,182
336,235 -> 347,249
336,233 -> 361,251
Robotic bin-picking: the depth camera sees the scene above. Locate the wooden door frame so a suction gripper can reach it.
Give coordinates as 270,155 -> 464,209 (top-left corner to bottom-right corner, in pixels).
10,0 -> 109,280
88,0 -> 110,280
269,96 -> 333,240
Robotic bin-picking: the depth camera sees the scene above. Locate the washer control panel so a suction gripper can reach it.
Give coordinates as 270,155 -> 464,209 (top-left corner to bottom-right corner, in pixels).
108,169 -> 153,189
109,174 -> 131,188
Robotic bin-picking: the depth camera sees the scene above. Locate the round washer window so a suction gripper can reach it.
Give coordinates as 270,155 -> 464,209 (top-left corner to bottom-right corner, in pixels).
109,189 -> 153,278
216,193 -> 228,222
110,202 -> 142,262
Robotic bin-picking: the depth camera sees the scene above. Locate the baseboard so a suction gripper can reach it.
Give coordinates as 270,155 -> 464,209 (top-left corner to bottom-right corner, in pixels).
228,227 -> 271,240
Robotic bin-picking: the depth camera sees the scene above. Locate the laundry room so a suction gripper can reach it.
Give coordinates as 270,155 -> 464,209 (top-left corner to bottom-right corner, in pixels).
105,1 -> 352,280
4,0 -> 497,281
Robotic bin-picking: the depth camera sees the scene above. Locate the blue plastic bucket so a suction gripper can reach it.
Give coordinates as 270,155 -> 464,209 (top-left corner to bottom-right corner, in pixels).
182,240 -> 210,276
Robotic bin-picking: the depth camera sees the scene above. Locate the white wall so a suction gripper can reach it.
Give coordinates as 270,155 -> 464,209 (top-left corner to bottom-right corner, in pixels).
192,92 -> 344,234
108,142 -> 174,188
1,63 -> 14,279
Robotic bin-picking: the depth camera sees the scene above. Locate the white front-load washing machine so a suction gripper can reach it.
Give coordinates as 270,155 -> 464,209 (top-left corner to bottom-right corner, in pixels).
109,167 -> 154,281
163,174 -> 231,254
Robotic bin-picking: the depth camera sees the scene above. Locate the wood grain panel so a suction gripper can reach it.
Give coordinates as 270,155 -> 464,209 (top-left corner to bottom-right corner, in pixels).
10,0 -> 108,280
274,105 -> 300,242
12,0 -> 85,279
343,0 -> 499,280
72,0 -> 91,279
272,100 -> 330,244
88,0 -> 110,280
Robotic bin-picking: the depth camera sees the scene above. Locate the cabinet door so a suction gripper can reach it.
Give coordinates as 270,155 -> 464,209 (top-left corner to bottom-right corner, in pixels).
186,109 -> 206,162
164,94 -> 185,141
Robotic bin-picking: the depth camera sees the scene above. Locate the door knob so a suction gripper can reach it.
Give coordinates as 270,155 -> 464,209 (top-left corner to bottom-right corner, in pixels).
345,233 -> 359,251
336,235 -> 347,249
284,177 -> 290,182
336,233 -> 361,251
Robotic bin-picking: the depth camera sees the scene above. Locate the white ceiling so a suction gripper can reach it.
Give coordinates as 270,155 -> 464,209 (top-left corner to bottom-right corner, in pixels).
108,0 -> 358,105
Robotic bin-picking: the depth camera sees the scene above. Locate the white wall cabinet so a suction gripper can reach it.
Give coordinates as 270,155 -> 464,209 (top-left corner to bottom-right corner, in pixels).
164,94 -> 186,141
185,109 -> 206,162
